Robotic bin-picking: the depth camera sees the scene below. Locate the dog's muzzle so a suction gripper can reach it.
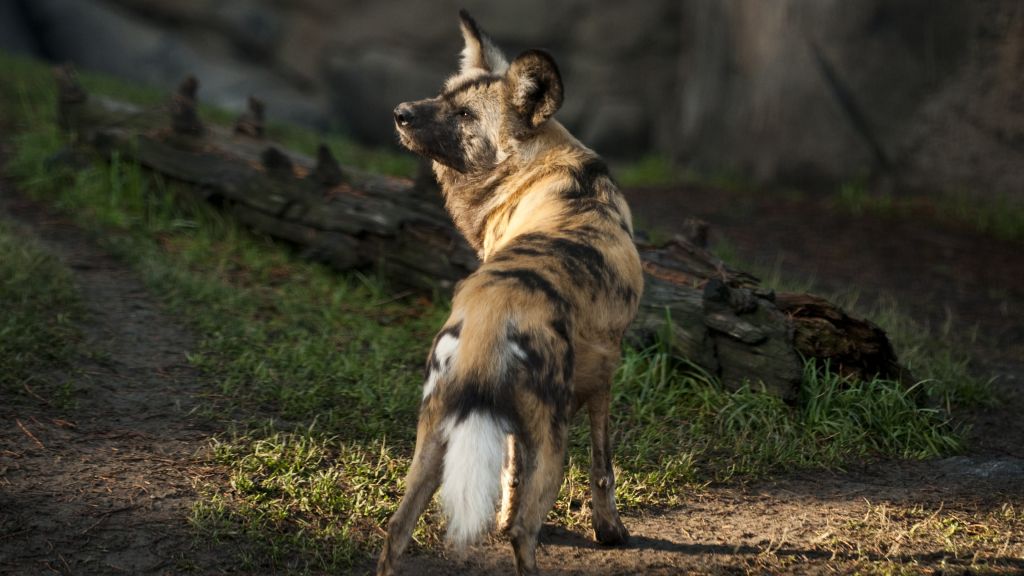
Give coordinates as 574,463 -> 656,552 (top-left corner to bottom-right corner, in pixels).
393,103 -> 415,128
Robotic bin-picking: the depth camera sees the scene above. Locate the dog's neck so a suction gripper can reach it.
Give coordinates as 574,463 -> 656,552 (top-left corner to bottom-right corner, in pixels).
435,122 -> 595,261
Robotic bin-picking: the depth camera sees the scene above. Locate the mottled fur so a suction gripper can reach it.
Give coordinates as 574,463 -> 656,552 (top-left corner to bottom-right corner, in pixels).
378,10 -> 642,576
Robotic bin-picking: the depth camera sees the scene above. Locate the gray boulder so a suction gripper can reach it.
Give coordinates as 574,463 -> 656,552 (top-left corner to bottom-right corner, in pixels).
21,0 -> 327,127
673,0 -> 977,187
0,0 -> 40,56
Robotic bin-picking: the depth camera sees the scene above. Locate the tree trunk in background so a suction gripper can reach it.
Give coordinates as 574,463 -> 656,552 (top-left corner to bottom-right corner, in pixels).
55,70 -> 904,402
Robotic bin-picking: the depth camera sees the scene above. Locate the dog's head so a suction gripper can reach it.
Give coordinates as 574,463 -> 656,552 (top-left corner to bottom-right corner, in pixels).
393,10 -> 563,176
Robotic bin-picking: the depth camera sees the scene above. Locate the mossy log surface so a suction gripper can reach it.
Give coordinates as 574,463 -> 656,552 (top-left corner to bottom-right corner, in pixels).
55,68 -> 903,400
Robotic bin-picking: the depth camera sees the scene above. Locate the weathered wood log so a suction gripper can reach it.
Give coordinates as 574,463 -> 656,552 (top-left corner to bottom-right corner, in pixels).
53,67 -> 905,401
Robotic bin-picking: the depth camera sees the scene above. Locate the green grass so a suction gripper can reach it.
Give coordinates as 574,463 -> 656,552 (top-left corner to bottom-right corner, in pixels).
0,50 -> 985,572
615,154 -> 681,187
613,154 -> 755,192
836,181 -> 1024,244
0,220 -> 80,393
192,428 -> 419,572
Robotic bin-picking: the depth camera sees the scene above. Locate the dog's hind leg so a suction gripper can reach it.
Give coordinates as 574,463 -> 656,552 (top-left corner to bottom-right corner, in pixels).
587,389 -> 630,545
507,419 -> 568,576
377,411 -> 445,576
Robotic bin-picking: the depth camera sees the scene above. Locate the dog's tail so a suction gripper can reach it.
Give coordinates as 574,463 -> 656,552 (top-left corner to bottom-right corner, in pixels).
439,409 -> 508,548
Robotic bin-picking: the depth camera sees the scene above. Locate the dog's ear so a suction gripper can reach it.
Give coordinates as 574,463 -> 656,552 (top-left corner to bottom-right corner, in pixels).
506,50 -> 563,129
458,10 -> 509,74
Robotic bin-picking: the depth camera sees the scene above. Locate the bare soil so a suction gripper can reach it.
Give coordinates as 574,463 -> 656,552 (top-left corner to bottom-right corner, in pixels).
2,168 -> 1023,575
0,175 -> 236,574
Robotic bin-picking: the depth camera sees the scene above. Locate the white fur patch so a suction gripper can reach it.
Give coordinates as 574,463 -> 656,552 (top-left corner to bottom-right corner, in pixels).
460,38 -> 509,75
441,412 -> 508,548
424,333 -> 459,399
496,434 -> 518,531
508,342 -> 528,362
514,76 -> 537,105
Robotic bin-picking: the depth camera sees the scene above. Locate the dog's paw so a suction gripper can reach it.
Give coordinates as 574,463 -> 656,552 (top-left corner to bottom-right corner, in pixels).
593,518 -> 630,546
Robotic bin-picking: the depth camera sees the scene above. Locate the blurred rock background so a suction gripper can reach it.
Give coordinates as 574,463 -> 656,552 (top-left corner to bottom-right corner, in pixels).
1,0 -> 1021,199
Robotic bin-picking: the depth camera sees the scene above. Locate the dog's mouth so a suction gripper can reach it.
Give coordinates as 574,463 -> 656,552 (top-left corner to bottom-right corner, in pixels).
394,125 -> 423,157
393,126 -> 469,173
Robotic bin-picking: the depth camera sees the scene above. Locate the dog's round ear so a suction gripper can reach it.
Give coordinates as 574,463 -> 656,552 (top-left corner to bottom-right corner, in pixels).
506,50 -> 563,129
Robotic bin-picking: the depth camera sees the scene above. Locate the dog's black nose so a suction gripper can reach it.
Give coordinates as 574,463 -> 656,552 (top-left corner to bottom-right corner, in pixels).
393,104 -> 415,127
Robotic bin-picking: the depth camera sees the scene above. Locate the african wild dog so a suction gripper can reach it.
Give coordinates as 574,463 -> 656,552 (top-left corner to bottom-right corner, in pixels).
377,10 -> 643,576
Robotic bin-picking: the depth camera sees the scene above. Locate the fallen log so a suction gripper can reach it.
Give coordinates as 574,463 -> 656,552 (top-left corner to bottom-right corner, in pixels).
54,67 -> 904,401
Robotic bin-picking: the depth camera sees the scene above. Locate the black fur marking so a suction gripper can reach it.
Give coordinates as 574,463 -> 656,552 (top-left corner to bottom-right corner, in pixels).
559,158 -> 612,203
618,215 -> 632,236
426,354 -> 440,376
496,232 -> 611,292
559,158 -> 627,223
445,378 -> 519,429
569,158 -> 612,197
504,245 -> 545,258
618,285 -> 637,306
508,330 -> 554,399
570,225 -> 603,241
490,236 -> 559,268
507,327 -> 573,440
546,236 -> 609,287
443,76 -> 500,99
561,345 -> 575,393
438,322 -> 463,339
458,9 -> 485,52
550,318 -> 571,343
485,268 -> 571,311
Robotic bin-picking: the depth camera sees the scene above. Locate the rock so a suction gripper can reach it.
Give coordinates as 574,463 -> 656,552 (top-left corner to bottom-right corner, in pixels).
572,0 -> 678,58
214,0 -> 282,59
897,0 -> 1024,200
276,11 -> 329,86
673,0 -> 978,188
0,0 -> 39,56
937,456 -> 1024,480
21,0 -> 328,128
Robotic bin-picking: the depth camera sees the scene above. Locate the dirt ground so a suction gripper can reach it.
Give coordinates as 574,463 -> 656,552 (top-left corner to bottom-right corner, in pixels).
2,168 -> 1023,575
0,175 -> 237,574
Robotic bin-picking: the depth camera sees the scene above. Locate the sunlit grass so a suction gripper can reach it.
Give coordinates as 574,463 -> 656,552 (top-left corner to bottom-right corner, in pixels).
834,501 -> 1024,573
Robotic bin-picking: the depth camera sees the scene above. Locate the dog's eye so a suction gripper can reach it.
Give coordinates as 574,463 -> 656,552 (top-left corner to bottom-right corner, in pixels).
456,108 -> 473,120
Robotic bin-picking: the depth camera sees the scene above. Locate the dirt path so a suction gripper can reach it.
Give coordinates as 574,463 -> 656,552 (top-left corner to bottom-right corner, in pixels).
0,178 -> 232,574
2,162 -> 1023,575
